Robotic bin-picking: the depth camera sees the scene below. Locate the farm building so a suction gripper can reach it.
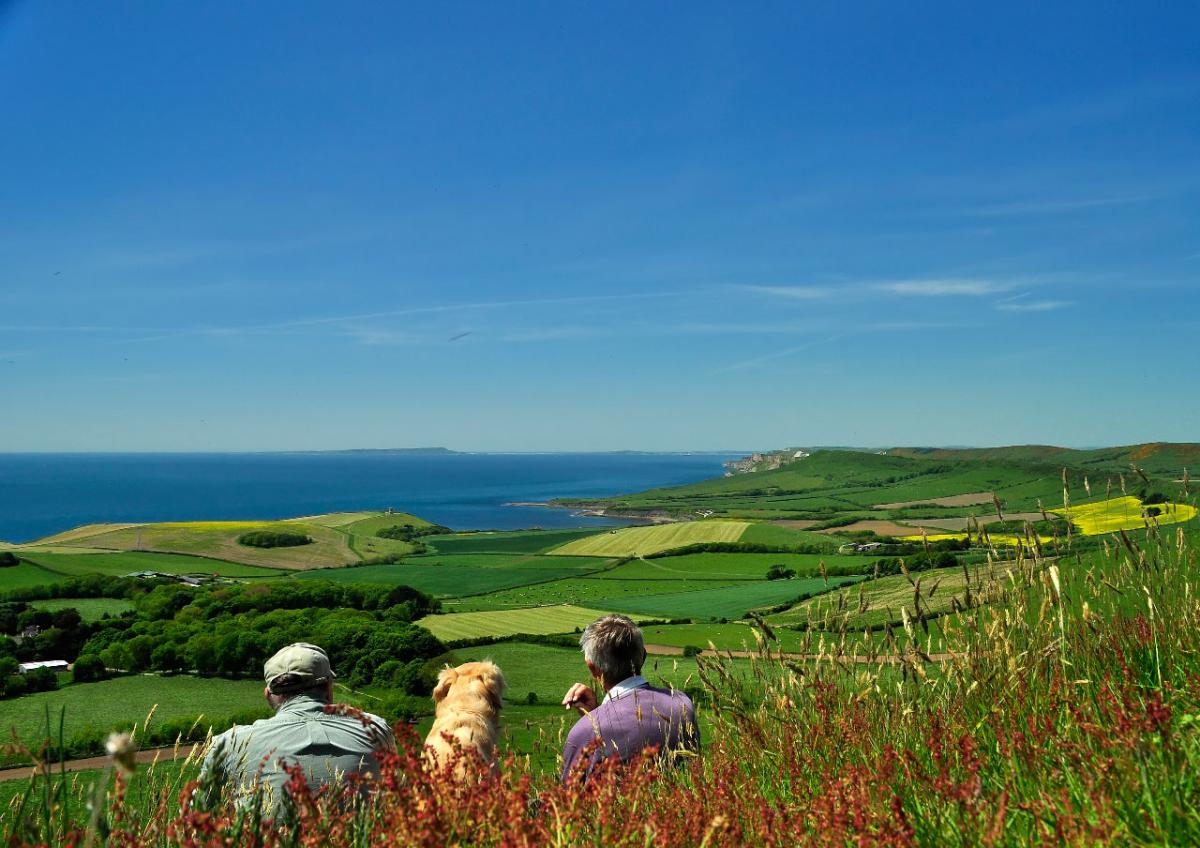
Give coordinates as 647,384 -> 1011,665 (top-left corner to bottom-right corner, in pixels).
838,541 -> 884,553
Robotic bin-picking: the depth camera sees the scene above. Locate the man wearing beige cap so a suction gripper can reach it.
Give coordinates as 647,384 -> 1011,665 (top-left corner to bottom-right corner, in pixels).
197,643 -> 394,807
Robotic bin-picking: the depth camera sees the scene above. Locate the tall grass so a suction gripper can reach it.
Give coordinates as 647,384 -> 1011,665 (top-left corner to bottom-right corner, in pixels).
3,516 -> 1198,845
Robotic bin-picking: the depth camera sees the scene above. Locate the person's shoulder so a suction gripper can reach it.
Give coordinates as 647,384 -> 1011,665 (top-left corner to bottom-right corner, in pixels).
644,684 -> 690,699
643,686 -> 695,708
567,709 -> 605,743
362,711 -> 394,735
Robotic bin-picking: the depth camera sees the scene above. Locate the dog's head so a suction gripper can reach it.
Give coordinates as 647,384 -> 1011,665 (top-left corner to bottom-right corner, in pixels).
432,661 -> 506,714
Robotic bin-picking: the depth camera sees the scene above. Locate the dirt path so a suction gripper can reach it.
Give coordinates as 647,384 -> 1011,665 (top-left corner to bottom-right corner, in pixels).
0,744 -> 201,783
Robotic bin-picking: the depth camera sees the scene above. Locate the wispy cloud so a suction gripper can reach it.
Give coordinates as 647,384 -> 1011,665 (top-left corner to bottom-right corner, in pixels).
876,279 -> 999,297
956,194 -> 1159,219
737,285 -> 834,300
995,299 -> 1073,313
740,278 -> 1011,301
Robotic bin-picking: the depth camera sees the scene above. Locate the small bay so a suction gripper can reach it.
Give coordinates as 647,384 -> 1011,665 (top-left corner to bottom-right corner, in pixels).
0,452 -> 738,543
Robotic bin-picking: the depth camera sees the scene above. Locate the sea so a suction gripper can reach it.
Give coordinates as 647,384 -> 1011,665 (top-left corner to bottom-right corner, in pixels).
0,452 -> 741,544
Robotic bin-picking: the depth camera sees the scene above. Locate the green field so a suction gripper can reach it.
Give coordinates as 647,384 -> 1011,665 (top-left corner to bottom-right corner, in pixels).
297,553 -> 613,596
448,576 -> 746,612
424,528 -> 604,555
442,641 -> 708,704
550,521 -> 751,557
598,552 -> 879,581
598,576 -> 863,621
17,551 -> 283,579
767,563 -> 976,629
417,604 -> 634,641
28,598 -> 134,621
738,523 -> 838,548
0,561 -> 67,590
340,512 -> 434,535
0,675 -> 268,766
641,621 -> 812,652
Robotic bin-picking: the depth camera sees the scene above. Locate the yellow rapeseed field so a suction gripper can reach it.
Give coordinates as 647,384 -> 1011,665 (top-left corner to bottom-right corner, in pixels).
1053,496 -> 1198,535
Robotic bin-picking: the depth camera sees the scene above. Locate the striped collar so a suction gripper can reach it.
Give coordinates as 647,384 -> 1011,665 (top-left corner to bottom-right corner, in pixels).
602,675 -> 649,704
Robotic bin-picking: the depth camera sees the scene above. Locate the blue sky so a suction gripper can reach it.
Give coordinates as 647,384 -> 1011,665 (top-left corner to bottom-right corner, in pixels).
1,1 -> 1197,451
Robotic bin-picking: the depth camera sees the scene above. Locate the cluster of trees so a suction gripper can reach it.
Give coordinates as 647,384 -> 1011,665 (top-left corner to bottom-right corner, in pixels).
872,551 -> 959,576
975,518 -> 1071,537
0,658 -> 59,698
0,602 -> 94,663
0,577 -> 447,717
0,552 -> 18,568
0,573 -> 161,603
374,523 -> 450,542
765,564 -> 797,580
73,582 -> 445,713
237,530 -> 312,548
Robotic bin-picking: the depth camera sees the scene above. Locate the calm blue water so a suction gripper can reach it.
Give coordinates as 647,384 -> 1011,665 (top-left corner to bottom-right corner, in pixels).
0,453 -> 738,543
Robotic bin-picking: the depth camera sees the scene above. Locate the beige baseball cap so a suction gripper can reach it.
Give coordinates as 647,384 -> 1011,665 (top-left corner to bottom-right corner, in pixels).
263,643 -> 336,694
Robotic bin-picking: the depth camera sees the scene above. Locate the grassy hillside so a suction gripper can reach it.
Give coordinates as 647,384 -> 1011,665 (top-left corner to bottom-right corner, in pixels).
886,441 -> 1200,476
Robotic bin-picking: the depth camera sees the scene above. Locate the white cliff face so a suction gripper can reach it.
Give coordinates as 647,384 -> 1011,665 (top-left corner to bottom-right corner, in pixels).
723,449 -> 806,475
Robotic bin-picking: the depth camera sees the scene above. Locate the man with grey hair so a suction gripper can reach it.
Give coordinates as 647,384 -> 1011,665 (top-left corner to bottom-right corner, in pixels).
197,643 -> 394,807
560,614 -> 698,782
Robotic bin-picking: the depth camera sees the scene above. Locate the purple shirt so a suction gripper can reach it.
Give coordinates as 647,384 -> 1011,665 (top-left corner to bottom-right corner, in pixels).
561,682 -> 699,783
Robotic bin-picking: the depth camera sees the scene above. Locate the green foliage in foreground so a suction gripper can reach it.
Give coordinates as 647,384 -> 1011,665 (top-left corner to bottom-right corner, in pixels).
5,523 -> 1200,845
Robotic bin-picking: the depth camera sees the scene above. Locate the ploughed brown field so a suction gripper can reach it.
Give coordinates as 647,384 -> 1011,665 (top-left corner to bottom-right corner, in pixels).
872,491 -> 995,509
818,519 -> 942,537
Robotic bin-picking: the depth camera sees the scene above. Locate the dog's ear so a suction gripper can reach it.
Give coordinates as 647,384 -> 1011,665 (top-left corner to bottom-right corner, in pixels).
483,663 -> 507,711
432,666 -> 457,703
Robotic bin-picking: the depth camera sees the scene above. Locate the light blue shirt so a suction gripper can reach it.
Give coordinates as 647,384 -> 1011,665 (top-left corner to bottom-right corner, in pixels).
197,696 -> 394,808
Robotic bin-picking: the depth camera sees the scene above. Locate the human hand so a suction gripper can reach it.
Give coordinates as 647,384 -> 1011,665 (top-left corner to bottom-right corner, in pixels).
561,683 -> 598,714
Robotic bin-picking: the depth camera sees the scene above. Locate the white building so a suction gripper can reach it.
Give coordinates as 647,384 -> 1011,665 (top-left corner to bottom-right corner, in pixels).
19,660 -> 69,674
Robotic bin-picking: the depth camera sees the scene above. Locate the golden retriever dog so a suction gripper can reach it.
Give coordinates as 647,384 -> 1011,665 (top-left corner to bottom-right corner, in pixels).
424,661 -> 506,779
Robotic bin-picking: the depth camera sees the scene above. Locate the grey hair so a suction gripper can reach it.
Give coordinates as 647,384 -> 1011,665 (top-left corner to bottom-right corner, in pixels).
580,614 -> 646,684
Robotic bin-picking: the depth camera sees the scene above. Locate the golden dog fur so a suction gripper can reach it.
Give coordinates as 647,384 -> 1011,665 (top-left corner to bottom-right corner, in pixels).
424,660 -> 506,779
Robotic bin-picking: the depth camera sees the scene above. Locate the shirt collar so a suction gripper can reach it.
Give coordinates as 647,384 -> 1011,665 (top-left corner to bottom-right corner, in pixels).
275,694 -> 330,715
602,675 -> 648,704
